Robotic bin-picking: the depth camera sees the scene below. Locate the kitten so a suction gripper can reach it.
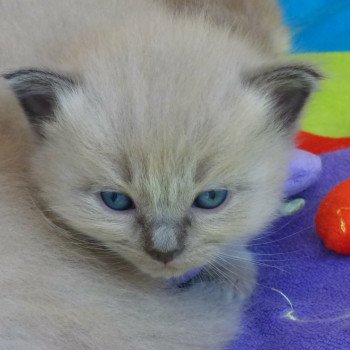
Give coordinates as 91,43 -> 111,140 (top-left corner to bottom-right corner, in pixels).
0,0 -> 320,347
0,81 -> 244,350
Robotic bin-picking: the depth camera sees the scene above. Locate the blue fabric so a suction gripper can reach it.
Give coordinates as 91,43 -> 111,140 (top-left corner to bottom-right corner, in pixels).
279,0 -> 350,52
228,148 -> 350,350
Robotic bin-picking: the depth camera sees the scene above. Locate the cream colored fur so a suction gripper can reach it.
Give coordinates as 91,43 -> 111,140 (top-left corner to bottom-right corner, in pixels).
0,1 -> 317,349
0,0 -> 290,276
165,0 -> 289,54
0,83 -> 244,349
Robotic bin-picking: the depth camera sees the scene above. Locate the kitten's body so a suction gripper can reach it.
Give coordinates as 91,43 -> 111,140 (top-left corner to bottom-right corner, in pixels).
0,1 -> 318,349
0,0 -> 287,71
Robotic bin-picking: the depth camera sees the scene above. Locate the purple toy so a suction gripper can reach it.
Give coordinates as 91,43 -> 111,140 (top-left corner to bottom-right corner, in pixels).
284,149 -> 322,197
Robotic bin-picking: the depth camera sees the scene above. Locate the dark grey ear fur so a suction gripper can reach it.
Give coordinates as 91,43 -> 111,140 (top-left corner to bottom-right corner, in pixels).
246,64 -> 322,129
3,69 -> 75,131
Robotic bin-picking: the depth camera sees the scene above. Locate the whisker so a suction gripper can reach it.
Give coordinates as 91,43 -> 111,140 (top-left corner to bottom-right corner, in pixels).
248,224 -> 314,247
252,250 -> 301,256
218,252 -> 300,263
213,258 -> 273,291
215,254 -> 288,274
250,201 -> 319,242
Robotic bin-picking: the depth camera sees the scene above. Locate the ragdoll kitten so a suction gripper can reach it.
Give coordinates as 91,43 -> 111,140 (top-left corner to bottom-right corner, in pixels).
0,81 -> 244,350
0,0 -> 319,341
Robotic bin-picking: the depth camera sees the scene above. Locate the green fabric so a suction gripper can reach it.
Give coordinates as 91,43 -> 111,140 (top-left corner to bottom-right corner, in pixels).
294,52 -> 350,137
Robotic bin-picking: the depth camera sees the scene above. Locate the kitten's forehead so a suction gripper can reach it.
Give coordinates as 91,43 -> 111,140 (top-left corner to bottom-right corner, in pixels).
53,18 -> 272,201
119,145 -> 200,208
56,77 -> 270,201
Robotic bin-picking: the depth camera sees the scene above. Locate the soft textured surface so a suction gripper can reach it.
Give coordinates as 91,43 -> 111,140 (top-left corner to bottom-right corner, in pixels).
226,44 -> 350,347
279,0 -> 350,53
230,148 -> 350,349
296,53 -> 350,137
296,131 -> 350,155
283,149 -> 322,197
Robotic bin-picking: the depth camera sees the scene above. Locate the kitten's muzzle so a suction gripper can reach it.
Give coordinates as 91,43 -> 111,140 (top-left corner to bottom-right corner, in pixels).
145,247 -> 184,264
138,215 -> 190,264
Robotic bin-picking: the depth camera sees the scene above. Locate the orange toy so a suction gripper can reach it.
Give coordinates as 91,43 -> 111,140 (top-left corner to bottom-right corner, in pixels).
315,179 -> 350,255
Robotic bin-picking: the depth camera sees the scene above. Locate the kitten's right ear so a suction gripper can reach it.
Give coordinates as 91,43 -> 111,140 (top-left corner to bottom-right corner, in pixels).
245,63 -> 322,130
3,69 -> 76,134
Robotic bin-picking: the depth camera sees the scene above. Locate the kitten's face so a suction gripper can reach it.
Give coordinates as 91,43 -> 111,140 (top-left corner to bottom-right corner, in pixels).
29,86 -> 288,279
5,21 -> 319,279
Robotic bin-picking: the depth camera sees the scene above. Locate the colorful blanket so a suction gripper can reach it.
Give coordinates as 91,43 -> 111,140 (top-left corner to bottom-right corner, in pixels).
279,0 -> 350,53
231,148 -> 350,350
228,3 -> 350,349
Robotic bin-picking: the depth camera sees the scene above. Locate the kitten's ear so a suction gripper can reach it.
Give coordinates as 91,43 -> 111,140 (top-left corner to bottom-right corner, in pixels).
3,69 -> 75,133
245,64 -> 322,129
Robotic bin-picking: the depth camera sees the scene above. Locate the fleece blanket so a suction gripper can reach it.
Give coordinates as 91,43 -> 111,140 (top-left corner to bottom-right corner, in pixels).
230,148 -> 350,350
279,0 -> 350,53
228,2 -> 350,348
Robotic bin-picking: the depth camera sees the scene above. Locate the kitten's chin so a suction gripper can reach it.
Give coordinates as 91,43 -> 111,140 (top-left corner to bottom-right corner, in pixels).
136,260 -> 200,280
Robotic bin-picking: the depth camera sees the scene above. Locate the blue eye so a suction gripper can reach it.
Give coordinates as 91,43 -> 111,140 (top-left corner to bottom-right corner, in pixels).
100,192 -> 134,211
193,190 -> 228,209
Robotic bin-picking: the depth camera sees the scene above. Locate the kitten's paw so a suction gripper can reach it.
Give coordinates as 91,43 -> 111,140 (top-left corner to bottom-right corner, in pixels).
228,258 -> 257,301
188,250 -> 257,303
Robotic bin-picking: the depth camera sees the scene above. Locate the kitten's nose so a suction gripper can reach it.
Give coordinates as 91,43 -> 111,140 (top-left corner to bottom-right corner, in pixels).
146,248 -> 183,264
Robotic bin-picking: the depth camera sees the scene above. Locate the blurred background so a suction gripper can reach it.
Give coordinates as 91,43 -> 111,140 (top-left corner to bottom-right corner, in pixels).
279,0 -> 350,52
231,4 -> 350,350
276,0 -> 350,137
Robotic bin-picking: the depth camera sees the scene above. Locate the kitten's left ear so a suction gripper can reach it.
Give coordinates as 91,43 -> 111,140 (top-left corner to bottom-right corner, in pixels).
3,69 -> 76,133
245,64 -> 322,129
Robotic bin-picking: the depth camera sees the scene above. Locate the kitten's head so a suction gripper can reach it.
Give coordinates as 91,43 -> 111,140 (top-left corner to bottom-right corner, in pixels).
4,19 -> 320,278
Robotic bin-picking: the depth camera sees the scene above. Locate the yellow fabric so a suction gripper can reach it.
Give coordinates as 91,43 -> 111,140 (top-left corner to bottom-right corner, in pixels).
293,52 -> 350,137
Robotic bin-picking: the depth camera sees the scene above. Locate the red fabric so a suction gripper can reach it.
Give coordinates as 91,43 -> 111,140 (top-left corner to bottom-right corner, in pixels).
316,179 -> 350,255
296,131 -> 350,154
297,131 -> 350,254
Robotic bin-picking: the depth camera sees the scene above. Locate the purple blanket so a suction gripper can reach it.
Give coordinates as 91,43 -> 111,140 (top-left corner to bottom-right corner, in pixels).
230,148 -> 350,350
